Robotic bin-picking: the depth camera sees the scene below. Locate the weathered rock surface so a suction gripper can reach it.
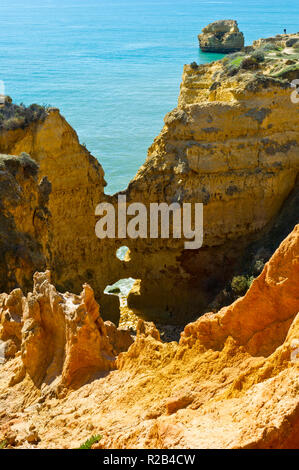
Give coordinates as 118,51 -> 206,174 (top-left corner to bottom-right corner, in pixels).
198,20 -> 244,53
0,288 -> 23,363
20,271 -> 116,390
0,153 -> 51,294
120,35 -> 299,323
1,34 -> 299,327
0,106 -> 120,322
0,271 -> 119,395
104,320 -> 134,355
0,225 -> 298,448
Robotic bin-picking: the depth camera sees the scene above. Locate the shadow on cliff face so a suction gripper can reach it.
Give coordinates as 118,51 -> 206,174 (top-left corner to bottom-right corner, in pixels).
208,174 -> 299,312
0,112 -> 298,328
0,153 -> 51,294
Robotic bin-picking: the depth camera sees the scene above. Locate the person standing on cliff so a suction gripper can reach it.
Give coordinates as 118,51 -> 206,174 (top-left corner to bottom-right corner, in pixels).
284,28 -> 287,34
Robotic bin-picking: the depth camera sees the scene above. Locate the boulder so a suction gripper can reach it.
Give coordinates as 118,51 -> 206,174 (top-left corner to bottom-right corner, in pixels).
0,153 -> 51,294
198,19 -> 244,52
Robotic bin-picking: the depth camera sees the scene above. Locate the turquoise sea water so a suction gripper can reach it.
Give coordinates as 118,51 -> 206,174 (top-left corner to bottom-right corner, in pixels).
0,0 -> 298,194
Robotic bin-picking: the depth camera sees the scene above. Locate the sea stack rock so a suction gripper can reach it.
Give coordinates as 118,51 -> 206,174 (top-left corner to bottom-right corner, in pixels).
198,19 -> 244,53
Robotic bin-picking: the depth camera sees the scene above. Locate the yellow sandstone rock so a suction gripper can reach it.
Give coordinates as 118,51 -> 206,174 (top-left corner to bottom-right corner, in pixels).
198,20 -> 244,53
0,34 -> 298,326
0,225 -> 297,448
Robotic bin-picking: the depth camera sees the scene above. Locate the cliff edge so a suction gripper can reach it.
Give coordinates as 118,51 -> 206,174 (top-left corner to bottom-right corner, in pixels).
0,152 -> 50,294
0,225 -> 298,448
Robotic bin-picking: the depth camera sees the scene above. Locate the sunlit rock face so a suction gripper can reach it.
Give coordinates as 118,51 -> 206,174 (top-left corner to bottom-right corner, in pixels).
0,226 -> 298,449
121,34 -> 299,323
0,107 -> 120,323
0,152 -> 51,294
0,34 -> 299,325
198,20 -> 244,53
1,271 -> 117,392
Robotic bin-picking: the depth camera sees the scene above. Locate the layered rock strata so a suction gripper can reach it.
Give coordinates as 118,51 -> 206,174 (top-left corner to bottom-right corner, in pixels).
198,20 -> 244,53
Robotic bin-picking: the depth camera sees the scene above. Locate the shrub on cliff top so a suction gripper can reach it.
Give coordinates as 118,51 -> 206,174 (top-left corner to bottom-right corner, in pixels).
231,275 -> 254,297
224,56 -> 243,76
0,152 -> 38,178
251,50 -> 265,62
285,37 -> 299,47
0,97 -> 48,132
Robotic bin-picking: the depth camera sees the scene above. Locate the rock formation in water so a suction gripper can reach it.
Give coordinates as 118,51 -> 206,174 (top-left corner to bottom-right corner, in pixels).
198,20 -> 244,53
0,225 -> 298,448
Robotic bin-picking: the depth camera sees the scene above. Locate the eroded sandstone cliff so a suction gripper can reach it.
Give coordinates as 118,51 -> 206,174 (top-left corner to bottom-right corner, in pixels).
0,34 -> 299,327
0,225 -> 298,448
0,104 -> 120,321
0,152 -> 50,294
118,34 -> 299,323
198,20 -> 244,53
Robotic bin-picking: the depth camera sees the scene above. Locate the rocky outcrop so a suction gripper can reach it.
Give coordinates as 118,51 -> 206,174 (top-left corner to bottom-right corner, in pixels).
0,225 -> 298,448
0,289 -> 23,363
0,153 -> 51,295
198,20 -> 244,53
0,270 -> 138,393
0,32 -> 299,450
1,35 -> 299,327
104,320 -> 134,355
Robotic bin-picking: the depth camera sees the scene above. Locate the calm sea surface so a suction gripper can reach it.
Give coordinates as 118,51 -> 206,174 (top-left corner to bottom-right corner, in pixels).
0,0 -> 298,193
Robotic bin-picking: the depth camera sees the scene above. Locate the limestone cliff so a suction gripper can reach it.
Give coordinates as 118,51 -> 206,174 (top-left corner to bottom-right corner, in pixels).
1,30 -> 299,451
117,34 -> 299,323
0,225 -> 298,448
0,153 -> 50,294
